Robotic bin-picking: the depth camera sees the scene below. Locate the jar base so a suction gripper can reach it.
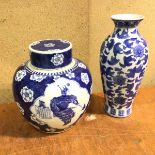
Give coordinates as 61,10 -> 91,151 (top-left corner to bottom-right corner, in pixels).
104,104 -> 132,118
28,121 -> 71,134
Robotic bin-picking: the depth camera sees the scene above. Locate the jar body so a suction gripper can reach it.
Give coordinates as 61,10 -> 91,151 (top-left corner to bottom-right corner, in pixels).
13,59 -> 92,133
100,18 -> 148,117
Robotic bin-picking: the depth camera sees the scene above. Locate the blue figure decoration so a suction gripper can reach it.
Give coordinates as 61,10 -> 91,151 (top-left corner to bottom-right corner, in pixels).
50,86 -> 80,125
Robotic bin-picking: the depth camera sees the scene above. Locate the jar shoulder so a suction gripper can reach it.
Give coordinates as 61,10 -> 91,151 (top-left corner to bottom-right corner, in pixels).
14,59 -> 91,78
13,59 -> 92,94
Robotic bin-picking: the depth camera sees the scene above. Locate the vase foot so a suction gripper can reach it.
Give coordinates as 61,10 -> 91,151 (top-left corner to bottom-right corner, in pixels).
104,104 -> 132,118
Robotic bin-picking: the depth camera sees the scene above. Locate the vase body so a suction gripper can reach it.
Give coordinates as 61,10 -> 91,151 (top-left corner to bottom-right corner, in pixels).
100,14 -> 148,117
13,39 -> 92,133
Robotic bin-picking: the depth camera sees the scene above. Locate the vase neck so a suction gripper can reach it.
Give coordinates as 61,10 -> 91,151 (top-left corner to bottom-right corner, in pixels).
29,39 -> 72,69
114,26 -> 139,34
113,20 -> 141,28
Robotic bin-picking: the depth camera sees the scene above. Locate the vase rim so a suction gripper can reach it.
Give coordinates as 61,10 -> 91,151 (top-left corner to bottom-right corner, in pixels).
111,14 -> 144,21
29,39 -> 72,54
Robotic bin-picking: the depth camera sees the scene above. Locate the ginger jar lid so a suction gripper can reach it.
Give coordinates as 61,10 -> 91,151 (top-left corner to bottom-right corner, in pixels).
29,39 -> 72,69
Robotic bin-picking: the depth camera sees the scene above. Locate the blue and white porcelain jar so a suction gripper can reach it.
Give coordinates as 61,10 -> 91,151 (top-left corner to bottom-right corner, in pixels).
13,39 -> 92,133
100,14 -> 148,117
